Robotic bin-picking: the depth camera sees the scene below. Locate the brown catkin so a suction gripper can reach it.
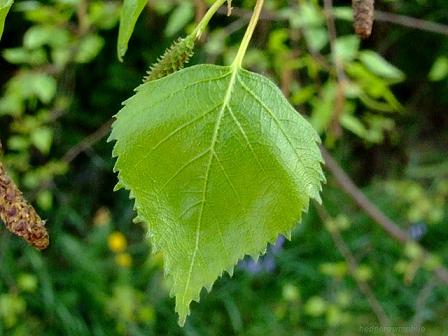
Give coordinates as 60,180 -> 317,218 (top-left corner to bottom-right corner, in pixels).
353,0 -> 375,39
0,160 -> 49,250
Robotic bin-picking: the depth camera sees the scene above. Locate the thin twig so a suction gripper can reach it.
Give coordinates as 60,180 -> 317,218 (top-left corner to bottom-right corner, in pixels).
28,119 -> 113,202
316,205 -> 391,330
320,146 -> 448,285
62,119 -> 113,164
194,0 -> 207,24
375,10 -> 448,36
321,146 -> 408,242
411,279 -> 436,334
323,0 -> 346,83
323,0 -> 346,137
217,7 -> 448,37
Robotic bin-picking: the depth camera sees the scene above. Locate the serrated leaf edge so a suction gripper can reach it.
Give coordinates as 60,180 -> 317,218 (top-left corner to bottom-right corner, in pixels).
108,64 -> 325,325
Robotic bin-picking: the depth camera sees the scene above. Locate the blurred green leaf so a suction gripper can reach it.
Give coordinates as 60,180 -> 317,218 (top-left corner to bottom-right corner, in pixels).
3,47 -> 47,65
268,29 -> 289,54
29,73 -> 57,103
291,85 -> 316,105
75,34 -> 105,63
354,265 -> 373,281
359,50 -> 405,81
89,1 -> 120,30
18,2 -> 71,24
37,190 -> 53,210
334,35 -> 359,63
31,127 -> 53,154
164,1 -> 193,37
23,25 -> 69,49
0,0 -> 13,41
0,294 -> 26,328
310,81 -> 336,133
428,56 -> 448,81
346,63 -> 403,112
117,0 -> 148,61
304,27 -> 327,52
297,2 -> 327,52
332,6 -> 353,21
305,296 -> 327,316
320,261 -> 348,278
297,2 -> 324,27
326,305 -> 348,327
205,29 -> 227,55
282,284 -> 300,302
341,113 -> 367,139
17,274 -> 38,293
7,135 -> 29,150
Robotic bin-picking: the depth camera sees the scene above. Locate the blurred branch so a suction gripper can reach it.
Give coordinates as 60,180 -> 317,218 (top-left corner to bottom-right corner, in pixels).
320,146 -> 448,285
194,0 -> 207,25
62,119 -> 113,164
411,279 -> 436,335
217,7 -> 448,37
375,10 -> 448,36
321,147 -> 408,242
76,0 -> 89,36
316,205 -> 391,330
323,0 -> 346,137
323,0 -> 346,83
29,119 -> 113,201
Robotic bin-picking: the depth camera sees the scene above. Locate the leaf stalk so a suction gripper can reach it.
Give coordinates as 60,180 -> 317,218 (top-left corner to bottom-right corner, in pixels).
232,0 -> 265,69
192,0 -> 228,39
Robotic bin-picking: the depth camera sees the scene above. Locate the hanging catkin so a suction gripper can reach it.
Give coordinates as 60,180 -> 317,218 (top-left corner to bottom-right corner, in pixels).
0,159 -> 49,250
353,0 -> 375,39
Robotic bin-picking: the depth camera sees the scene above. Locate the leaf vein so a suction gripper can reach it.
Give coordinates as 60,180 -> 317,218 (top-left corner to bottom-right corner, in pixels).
212,151 -> 242,205
181,69 -> 238,307
227,105 -> 266,173
133,102 -> 222,172
161,149 -> 210,190
237,78 -> 320,184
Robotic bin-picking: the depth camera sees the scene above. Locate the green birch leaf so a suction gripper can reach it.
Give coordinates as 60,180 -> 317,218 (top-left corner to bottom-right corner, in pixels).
117,0 -> 147,61
110,64 -> 324,325
0,0 -> 13,41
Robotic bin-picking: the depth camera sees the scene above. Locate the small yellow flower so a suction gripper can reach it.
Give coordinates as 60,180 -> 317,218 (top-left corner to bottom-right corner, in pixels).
108,232 -> 127,253
115,253 -> 132,268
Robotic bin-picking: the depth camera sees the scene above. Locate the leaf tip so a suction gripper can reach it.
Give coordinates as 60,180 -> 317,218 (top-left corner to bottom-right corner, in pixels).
113,182 -> 124,191
175,299 -> 191,327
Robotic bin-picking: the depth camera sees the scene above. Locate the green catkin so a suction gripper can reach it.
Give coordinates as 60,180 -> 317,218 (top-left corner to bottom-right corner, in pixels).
143,36 -> 195,82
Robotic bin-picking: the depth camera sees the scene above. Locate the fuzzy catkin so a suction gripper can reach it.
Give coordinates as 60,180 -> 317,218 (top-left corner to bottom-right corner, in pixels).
0,161 -> 49,250
144,36 -> 195,82
353,0 -> 375,39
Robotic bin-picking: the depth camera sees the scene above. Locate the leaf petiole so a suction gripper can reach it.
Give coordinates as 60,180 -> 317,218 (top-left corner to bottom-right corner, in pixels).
192,0 -> 228,39
232,0 -> 264,69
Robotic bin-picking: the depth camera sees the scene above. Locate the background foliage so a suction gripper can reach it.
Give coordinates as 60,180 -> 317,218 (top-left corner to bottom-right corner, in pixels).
0,0 -> 447,334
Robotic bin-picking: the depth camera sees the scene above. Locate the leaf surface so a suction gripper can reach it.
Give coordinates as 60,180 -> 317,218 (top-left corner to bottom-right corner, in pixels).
117,0 -> 147,61
0,0 -> 13,41
110,64 -> 324,325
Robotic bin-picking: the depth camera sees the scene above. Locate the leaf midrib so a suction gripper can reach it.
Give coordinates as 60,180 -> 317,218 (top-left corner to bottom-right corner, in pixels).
181,67 -> 239,306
